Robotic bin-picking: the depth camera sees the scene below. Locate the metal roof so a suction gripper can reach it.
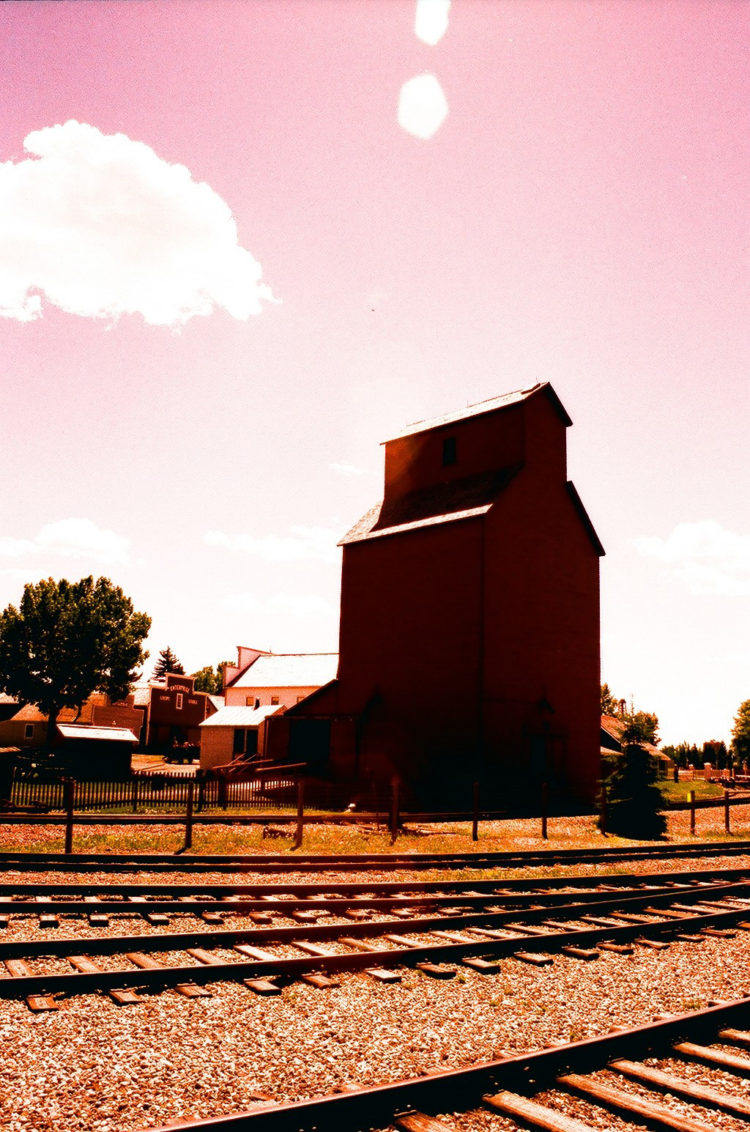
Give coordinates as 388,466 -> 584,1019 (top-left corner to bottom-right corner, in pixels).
384,382 -> 574,442
199,705 -> 284,728
56,724 -> 139,743
229,653 -> 339,690
340,466 -> 519,546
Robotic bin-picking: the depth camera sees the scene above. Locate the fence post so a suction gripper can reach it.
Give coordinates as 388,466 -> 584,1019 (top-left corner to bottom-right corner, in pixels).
183,780 -> 195,851
689,789 -> 696,834
598,786 -> 607,835
724,788 -> 730,834
390,777 -> 399,845
472,781 -> 479,842
63,778 -> 75,855
131,775 -> 139,814
292,777 -> 305,850
541,781 -> 549,840
218,775 -> 228,810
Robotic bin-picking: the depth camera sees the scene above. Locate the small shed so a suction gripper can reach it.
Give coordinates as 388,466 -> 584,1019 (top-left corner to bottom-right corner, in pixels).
199,704 -> 283,771
56,724 -> 138,780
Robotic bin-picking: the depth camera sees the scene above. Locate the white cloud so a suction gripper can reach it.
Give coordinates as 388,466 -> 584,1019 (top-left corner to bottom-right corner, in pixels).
0,518 -> 130,564
398,74 -> 449,140
0,120 -> 275,327
205,525 -> 340,564
415,0 -> 451,46
635,521 -> 750,596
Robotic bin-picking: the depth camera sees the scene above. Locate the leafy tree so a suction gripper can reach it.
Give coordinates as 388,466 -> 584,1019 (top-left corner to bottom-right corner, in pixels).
731,700 -> 750,764
0,576 -> 150,748
602,718 -> 666,839
629,710 -> 659,746
152,646 -> 184,680
191,662 -> 230,695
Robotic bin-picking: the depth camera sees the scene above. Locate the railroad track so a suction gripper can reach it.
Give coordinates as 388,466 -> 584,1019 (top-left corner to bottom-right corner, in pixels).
142,994 -> 750,1131
4,868 -> 750,1009
1,837 -> 750,872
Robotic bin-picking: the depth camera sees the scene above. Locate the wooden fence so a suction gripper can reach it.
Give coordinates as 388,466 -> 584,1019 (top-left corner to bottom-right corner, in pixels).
8,769 -> 379,815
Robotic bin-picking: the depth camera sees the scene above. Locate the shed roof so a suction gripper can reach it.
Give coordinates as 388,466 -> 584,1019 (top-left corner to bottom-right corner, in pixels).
199,705 -> 283,728
228,653 -> 339,690
384,382 -> 571,442
56,724 -> 138,743
340,466 -> 519,546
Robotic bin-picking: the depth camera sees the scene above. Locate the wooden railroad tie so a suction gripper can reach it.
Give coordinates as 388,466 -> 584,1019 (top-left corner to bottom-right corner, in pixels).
200,911 -> 224,924
68,955 -> 142,1004
513,951 -> 553,966
396,1111 -> 455,1131
674,1040 -> 750,1075
125,951 -> 210,998
485,1089 -> 598,1131
610,1058 -> 750,1119
4,958 -> 60,1012
38,913 -> 59,929
558,1071 -> 717,1132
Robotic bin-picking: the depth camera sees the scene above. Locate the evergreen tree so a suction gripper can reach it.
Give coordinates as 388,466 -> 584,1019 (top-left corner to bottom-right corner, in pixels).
602,719 -> 666,839
731,700 -> 750,764
152,646 -> 184,680
600,683 -> 618,714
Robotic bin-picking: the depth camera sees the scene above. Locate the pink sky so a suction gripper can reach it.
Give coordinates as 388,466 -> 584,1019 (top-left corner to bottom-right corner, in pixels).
1,0 -> 748,745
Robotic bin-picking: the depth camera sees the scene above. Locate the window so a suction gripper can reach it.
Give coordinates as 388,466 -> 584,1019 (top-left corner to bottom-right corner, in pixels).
442,435 -> 457,465
175,693 -> 183,710
246,695 -> 254,706
270,695 -> 279,705
24,724 -> 34,739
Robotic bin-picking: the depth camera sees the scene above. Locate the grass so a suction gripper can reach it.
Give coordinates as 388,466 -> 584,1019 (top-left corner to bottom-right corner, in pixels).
659,778 -> 728,803
0,806 -> 749,858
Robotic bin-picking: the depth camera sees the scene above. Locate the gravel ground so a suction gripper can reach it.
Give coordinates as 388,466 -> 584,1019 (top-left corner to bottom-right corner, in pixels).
1,854 -> 750,1131
1,905 -> 750,1130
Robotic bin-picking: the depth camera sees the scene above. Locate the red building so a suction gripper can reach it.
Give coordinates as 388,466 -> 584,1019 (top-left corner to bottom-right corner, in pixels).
283,382 -> 604,802
141,673 -> 217,751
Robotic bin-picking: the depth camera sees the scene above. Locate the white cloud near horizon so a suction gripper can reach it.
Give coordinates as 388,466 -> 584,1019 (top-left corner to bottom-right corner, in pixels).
415,0 -> 451,46
0,518 -> 130,564
205,525 -> 340,564
398,74 -> 449,140
0,120 -> 275,326
635,520 -> 750,596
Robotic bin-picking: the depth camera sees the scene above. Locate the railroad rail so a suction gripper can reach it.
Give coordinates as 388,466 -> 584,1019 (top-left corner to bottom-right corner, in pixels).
138,996 -> 750,1131
3,869 -> 750,1008
1,837 -> 750,873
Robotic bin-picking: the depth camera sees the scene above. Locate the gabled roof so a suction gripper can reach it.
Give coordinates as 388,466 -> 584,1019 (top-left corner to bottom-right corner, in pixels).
228,653 -> 339,690
199,704 -> 283,728
11,703 -> 47,722
384,381 -> 571,442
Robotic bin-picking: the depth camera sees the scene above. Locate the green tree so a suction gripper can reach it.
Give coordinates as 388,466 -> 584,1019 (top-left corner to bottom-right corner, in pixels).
191,661 -> 230,695
152,646 -> 184,680
731,700 -> 750,764
602,718 -> 666,839
600,683 -> 618,714
0,576 -> 150,747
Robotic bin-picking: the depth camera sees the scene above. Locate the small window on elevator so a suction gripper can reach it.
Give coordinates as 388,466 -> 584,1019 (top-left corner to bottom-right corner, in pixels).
442,435 -> 457,466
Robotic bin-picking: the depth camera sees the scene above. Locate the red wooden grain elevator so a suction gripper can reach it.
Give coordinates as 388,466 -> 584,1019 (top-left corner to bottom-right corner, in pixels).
283,382 -> 604,803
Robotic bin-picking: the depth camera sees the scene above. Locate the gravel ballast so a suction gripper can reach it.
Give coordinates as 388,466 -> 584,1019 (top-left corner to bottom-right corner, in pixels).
1,857 -> 750,1131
